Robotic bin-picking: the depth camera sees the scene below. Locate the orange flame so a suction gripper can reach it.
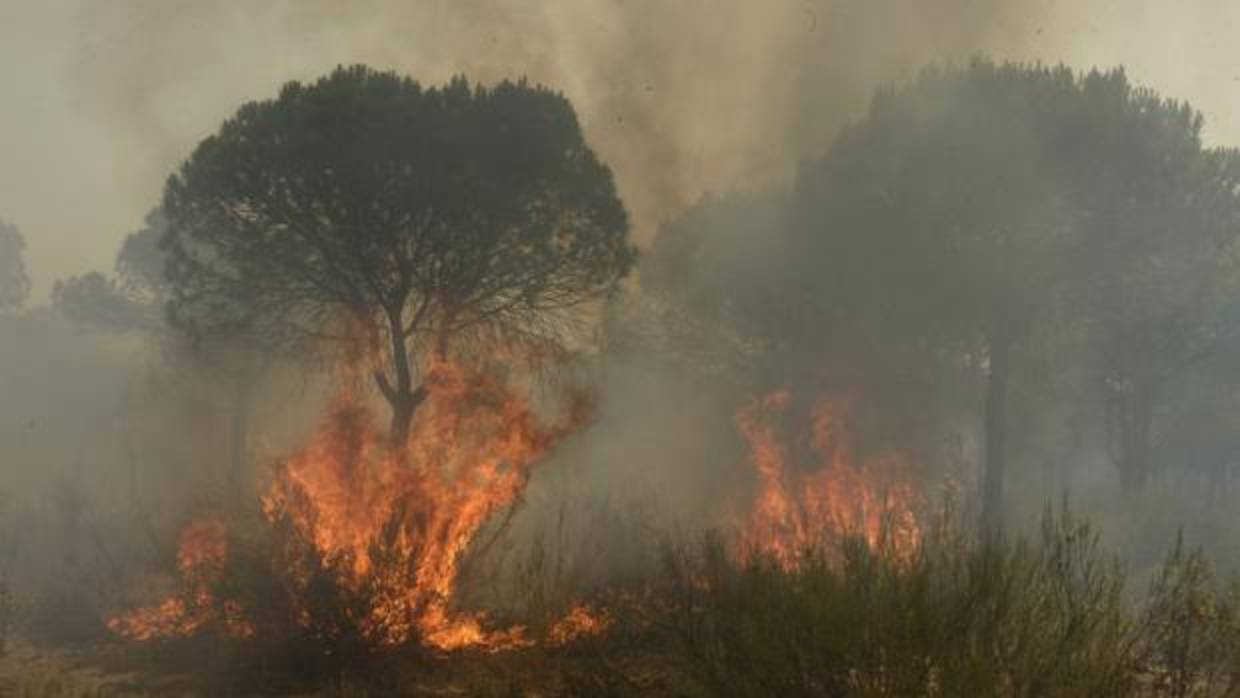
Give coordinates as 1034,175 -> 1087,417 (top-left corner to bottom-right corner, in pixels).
108,516 -> 253,640
111,356 -> 597,652
547,604 -> 612,646
735,391 -> 921,568
260,357 -> 589,650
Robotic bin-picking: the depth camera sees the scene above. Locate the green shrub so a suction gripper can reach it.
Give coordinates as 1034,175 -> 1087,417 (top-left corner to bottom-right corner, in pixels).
664,507 -> 1145,697
1139,536 -> 1240,697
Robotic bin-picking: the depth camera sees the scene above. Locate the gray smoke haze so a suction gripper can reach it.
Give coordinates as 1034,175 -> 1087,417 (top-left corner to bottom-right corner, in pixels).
5,4 -> 1240,672
5,0 -> 1240,299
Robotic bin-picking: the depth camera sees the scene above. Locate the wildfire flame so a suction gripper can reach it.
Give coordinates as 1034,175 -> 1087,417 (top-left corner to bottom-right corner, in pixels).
107,516 -> 253,641
262,357 -> 590,650
114,367 -> 915,650
734,390 -> 921,568
547,604 -> 612,646
110,356 -> 607,651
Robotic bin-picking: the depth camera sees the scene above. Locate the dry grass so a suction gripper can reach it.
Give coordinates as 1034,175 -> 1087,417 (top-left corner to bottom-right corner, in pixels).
0,638 -> 161,698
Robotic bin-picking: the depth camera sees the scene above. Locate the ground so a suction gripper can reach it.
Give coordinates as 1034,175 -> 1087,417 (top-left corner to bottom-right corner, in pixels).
0,634 -> 697,697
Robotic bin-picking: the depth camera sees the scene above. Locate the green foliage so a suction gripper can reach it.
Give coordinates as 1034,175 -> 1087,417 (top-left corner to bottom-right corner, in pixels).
660,507 -> 1240,697
1140,538 -> 1240,697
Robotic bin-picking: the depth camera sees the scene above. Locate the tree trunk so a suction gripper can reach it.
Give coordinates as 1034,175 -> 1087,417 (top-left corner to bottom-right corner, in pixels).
980,328 -> 1012,539
389,388 -> 425,447
383,309 -> 427,447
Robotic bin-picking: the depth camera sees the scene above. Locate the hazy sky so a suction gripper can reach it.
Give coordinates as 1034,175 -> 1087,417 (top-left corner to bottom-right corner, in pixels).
3,0 -> 1240,300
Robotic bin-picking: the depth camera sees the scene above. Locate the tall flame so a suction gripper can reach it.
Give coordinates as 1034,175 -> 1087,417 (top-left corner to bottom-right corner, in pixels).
111,356 -> 598,651
735,390 -> 921,568
261,356 -> 589,650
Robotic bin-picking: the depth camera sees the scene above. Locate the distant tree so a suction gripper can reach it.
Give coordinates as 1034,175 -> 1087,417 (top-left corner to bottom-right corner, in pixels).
0,219 -> 30,314
781,60 -> 1240,529
1080,130 -> 1240,492
54,209 -> 168,333
643,185 -> 976,467
55,209 -> 268,503
161,65 -> 635,443
785,61 -> 1088,533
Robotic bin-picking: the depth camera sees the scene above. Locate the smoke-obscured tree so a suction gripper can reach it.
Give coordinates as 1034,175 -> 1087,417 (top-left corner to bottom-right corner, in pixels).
54,209 -> 168,333
54,209 -> 268,503
1070,86 -> 1240,493
161,65 -> 635,443
641,60 -> 1240,533
1154,352 -> 1240,503
786,61 -> 1085,535
643,182 -> 982,474
616,190 -> 788,382
786,61 -> 1240,525
0,219 -> 30,314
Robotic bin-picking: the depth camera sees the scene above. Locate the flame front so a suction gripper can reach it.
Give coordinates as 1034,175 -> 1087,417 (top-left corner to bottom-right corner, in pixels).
111,356 -> 596,651
108,516 -> 252,641
110,371 -> 909,649
261,357 -> 588,650
735,391 -> 921,568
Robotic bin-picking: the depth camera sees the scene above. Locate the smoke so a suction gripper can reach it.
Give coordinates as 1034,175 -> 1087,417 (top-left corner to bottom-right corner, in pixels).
6,0 -> 1240,655
2,0 -> 1236,299
56,0 -> 1037,240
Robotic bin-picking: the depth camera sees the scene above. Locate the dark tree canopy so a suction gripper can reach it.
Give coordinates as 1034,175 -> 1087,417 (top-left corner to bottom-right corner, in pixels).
161,65 -> 636,441
790,60 -> 1240,529
646,58 -> 1240,532
0,218 -> 30,314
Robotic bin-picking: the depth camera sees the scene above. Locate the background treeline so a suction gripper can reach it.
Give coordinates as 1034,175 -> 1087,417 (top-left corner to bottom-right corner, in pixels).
629,58 -> 1240,561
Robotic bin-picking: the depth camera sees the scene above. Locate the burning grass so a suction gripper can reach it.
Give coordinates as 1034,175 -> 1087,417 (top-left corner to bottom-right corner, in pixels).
733,390 -> 922,568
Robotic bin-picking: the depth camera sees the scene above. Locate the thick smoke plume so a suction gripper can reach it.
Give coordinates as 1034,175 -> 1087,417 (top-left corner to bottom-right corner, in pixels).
5,1 -> 1240,297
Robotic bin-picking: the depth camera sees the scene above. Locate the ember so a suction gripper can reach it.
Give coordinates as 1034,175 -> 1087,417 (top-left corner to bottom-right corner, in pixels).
547,604 -> 611,646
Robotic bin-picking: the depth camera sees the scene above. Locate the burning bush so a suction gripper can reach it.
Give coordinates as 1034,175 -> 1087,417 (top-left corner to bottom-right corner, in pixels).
108,357 -> 607,658
732,390 -> 923,569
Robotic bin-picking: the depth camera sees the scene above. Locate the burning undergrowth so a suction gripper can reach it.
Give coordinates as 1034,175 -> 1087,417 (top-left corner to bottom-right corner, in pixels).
107,358 -> 925,672
732,390 -> 923,569
108,355 -> 609,655
106,515 -> 255,642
